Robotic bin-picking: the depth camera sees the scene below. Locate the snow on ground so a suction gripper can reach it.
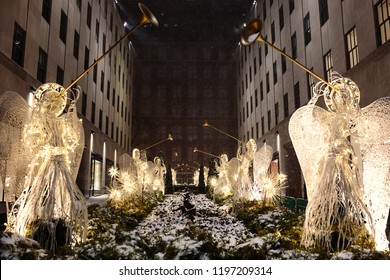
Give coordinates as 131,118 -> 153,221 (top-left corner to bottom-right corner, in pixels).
2,193 -> 389,260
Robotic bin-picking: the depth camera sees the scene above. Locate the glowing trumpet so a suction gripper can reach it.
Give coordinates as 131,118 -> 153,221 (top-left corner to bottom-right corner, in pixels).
241,19 -> 338,92
59,3 -> 159,97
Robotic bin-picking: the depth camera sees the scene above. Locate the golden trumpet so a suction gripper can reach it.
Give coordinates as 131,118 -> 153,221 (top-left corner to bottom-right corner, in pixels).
203,121 -> 244,144
143,133 -> 173,151
58,3 -> 159,97
193,147 -> 220,159
241,19 -> 338,92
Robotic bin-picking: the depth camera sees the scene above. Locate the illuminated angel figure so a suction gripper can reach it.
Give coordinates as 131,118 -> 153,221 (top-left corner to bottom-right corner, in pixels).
234,139 -> 257,201
290,72 -> 381,252
5,83 -> 87,250
214,154 -> 232,199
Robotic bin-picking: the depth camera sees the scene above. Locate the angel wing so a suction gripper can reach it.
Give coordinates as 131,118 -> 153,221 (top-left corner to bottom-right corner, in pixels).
0,91 -> 33,201
63,100 -> 85,179
288,104 -> 336,200
227,157 -> 240,185
355,97 -> 390,251
118,153 -> 136,173
253,144 -> 273,185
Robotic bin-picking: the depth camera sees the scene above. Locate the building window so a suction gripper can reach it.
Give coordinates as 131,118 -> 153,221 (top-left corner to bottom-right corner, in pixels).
103,33 -> 106,52
324,50 -> 333,81
319,0 -> 329,26
255,89 -> 258,107
291,32 -> 297,59
100,71 -> 104,91
12,22 -> 26,67
111,122 -> 114,139
87,3 -> 92,28
256,122 -> 259,139
259,47 -> 262,66
116,126 -> 119,143
91,102 -> 96,124
42,0 -> 52,23
273,61 -> 277,84
249,66 -> 252,82
345,27 -> 359,69
294,82 -> 300,109
93,65 -> 97,83
264,35 -> 268,55
376,0 -> 390,45
95,20 -> 100,42
243,107 -> 245,123
304,13 -> 311,45
60,10 -> 68,43
279,5 -> 284,30
99,109 -> 103,130
56,66 -> 64,85
107,81 -> 110,100
250,96 -> 253,113
105,116 -> 109,134
271,21 -> 275,43
289,0 -> 295,14
117,96 -> 120,112
261,116 -> 265,135
254,57 -> 257,75
84,47 -> 89,70
246,102 -> 249,118
282,48 -> 287,74
73,30 -> 79,59
263,1 -> 267,20
260,81 -> 264,100
307,70 -> 315,101
82,92 -> 87,116
37,48 -> 47,83
266,72 -> 270,92
267,110 -> 271,131
283,93 -> 289,118
112,89 -> 115,107
76,0 -> 81,10
275,103 -> 279,124
110,13 -> 113,32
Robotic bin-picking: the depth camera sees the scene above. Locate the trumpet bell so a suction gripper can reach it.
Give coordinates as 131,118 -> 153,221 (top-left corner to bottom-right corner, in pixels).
241,18 -> 263,45
138,3 -> 159,27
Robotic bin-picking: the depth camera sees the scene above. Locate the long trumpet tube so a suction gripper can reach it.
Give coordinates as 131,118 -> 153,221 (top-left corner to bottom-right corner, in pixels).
193,147 -> 220,159
203,121 -> 244,144
143,133 -> 173,151
241,19 -> 338,92
59,3 -> 158,96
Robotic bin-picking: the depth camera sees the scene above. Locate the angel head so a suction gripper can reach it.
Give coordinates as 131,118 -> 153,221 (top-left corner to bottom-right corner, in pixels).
220,154 -> 228,164
322,73 -> 360,115
132,148 -> 140,160
246,139 -> 257,155
34,83 -> 67,117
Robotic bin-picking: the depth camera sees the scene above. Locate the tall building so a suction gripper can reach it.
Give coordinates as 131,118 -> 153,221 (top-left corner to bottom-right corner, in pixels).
0,0 -> 135,198
130,0 -> 252,184
237,0 -> 390,198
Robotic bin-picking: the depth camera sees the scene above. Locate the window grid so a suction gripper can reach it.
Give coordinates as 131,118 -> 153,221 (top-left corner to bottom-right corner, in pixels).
346,27 -> 359,69
376,0 -> 390,45
324,51 -> 333,81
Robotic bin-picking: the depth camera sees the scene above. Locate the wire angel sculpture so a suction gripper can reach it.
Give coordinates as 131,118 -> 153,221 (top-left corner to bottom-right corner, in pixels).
234,139 -> 257,202
3,83 -> 87,250
252,144 -> 286,205
289,72 -> 390,252
214,154 -> 233,199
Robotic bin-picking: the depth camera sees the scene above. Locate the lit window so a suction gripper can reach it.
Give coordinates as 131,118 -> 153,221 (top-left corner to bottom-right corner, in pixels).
376,0 -> 390,45
346,27 -> 359,69
324,51 -> 333,81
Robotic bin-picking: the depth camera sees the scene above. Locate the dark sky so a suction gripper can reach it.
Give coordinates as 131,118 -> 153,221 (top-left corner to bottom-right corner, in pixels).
115,0 -> 254,44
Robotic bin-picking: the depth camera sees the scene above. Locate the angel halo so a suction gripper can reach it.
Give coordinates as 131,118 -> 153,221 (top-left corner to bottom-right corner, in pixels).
289,72 -> 390,252
2,82 -> 87,250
